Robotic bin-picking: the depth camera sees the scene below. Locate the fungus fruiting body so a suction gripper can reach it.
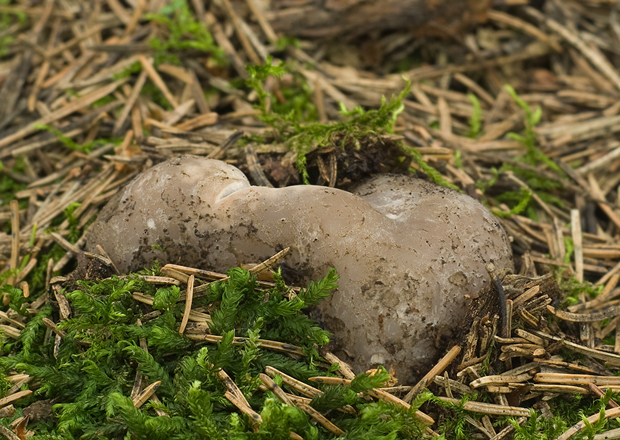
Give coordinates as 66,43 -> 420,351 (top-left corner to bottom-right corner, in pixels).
86,157 -> 513,382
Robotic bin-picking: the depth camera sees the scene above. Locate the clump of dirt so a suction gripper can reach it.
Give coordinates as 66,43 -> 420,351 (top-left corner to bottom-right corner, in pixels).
63,252 -> 115,293
257,133 -> 408,188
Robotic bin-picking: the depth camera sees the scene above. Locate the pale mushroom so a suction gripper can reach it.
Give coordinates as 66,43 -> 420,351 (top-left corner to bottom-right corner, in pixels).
85,156 -> 513,382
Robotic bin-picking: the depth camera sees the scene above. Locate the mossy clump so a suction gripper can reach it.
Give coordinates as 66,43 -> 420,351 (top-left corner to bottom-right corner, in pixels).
0,266 -> 433,439
246,57 -> 454,189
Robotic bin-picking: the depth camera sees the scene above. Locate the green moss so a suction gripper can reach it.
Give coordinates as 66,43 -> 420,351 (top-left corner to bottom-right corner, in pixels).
141,82 -> 174,111
476,85 -> 567,217
491,187 -> 533,217
246,57 -> 451,187
0,162 -> 27,210
0,0 -> 27,57
558,274 -> 603,308
507,391 -> 620,440
275,36 -> 301,51
504,85 -> 559,173
33,124 -> 122,154
146,0 -> 225,67
432,393 -> 480,439
0,265 -> 431,438
113,60 -> 143,80
466,94 -> 483,139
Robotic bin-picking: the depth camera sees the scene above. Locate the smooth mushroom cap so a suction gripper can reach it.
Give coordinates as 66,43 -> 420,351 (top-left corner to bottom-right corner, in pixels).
86,156 -> 513,382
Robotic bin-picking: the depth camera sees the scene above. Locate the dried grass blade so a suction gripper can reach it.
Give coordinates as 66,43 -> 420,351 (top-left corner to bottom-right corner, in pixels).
259,373 -> 294,406
0,390 -> 33,408
437,397 -> 530,417
295,402 -> 344,436
138,55 -> 178,108
0,79 -> 127,152
132,381 -> 161,409
265,366 -> 322,398
555,406 -> 620,440
547,305 -> 619,322
535,373 -> 620,386
404,345 -> 461,403
178,275 -> 194,334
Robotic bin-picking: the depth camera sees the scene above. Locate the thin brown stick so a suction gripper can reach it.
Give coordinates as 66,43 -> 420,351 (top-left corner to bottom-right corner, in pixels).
555,406 -> 620,440
404,345 -> 461,403
6,200 -> 20,292
138,55 -> 178,108
178,275 -> 194,334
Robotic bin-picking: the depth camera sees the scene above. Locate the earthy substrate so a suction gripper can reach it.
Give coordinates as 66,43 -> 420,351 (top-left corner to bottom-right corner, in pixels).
2,0 -> 620,439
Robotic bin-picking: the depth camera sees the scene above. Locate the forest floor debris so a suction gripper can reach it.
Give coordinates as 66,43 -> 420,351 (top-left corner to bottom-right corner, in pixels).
2,0 -> 620,438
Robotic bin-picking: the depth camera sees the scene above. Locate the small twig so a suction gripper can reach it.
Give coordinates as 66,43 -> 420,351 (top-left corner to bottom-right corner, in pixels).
0,425 -> 21,440
404,345 -> 461,403
247,247 -> 290,275
132,381 -> 161,409
178,275 -> 194,334
245,144 -> 274,187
